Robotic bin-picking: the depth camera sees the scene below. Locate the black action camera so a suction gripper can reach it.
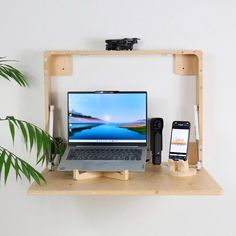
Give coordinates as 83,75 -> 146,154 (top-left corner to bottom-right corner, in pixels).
150,118 -> 164,165
105,38 -> 140,51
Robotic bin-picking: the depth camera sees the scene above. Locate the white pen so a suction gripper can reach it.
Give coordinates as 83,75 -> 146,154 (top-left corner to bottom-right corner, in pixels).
194,105 -> 201,170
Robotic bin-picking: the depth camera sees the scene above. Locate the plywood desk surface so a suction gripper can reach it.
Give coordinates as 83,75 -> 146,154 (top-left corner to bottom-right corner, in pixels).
28,164 -> 223,196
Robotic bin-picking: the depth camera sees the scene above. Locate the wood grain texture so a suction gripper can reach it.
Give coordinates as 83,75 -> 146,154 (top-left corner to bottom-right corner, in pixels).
73,170 -> 129,181
197,52 -> 203,162
28,164 -> 223,196
49,55 -> 72,76
44,50 -> 202,56
174,54 -> 199,75
188,142 -> 198,164
168,159 -> 197,177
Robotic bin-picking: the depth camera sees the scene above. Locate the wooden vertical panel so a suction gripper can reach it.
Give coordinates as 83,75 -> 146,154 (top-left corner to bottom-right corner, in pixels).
174,51 -> 203,164
44,52 -> 51,133
195,51 -> 203,162
44,53 -> 73,132
188,142 -> 198,165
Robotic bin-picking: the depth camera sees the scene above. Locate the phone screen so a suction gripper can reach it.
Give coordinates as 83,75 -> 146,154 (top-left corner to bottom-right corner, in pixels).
170,129 -> 190,154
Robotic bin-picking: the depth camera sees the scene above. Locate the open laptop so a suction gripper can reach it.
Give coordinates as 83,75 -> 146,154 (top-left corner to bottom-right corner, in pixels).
58,91 -> 147,172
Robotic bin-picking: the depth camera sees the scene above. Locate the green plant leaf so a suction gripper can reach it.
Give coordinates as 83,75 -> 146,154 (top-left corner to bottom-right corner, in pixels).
21,162 -> 30,182
0,62 -> 28,87
36,155 -> 45,165
0,150 -> 5,178
42,134 -> 51,155
8,120 -> 15,144
14,158 -> 21,180
7,116 -> 18,127
27,165 -> 41,185
1,114 -> 66,185
41,135 -> 51,164
0,69 -> 10,81
35,128 -> 43,157
26,122 -> 35,151
0,147 -> 47,185
0,66 -> 22,86
17,120 -> 28,150
5,64 -> 28,87
4,153 -> 12,184
32,167 -> 46,184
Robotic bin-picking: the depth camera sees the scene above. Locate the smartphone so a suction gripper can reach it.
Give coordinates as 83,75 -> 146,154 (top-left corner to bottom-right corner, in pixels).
169,121 -> 191,161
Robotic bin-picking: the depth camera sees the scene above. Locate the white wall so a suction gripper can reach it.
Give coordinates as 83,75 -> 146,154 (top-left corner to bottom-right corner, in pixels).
0,0 -> 235,236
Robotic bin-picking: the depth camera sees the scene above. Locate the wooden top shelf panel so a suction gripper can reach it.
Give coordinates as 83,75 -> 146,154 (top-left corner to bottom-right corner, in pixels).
28,164 -> 222,196
45,50 -> 202,56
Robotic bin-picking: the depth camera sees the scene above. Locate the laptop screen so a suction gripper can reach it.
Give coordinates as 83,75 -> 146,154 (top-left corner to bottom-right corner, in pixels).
68,91 -> 147,144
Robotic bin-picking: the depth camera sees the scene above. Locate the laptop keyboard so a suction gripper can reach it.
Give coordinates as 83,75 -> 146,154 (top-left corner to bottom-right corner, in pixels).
67,148 -> 142,161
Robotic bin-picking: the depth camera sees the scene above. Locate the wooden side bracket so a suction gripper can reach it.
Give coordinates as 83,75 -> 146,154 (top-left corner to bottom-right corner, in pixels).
47,54 -> 73,76
73,170 -> 129,181
174,54 -> 199,76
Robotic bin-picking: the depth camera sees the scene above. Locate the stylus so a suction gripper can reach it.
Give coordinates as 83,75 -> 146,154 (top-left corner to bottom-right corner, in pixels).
194,105 -> 201,170
47,105 -> 54,171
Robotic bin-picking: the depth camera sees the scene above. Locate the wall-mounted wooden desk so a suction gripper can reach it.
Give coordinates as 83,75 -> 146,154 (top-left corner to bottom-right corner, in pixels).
28,49 -> 222,196
28,163 -> 222,196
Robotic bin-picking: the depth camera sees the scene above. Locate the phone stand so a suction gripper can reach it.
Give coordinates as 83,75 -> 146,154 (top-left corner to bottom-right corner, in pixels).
168,159 -> 197,177
73,170 -> 129,181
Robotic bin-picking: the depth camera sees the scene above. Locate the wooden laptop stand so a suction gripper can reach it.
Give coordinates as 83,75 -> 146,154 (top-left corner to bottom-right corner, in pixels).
73,170 -> 129,181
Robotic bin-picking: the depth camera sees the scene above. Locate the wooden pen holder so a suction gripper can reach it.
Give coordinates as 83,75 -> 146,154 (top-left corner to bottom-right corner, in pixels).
168,159 -> 197,177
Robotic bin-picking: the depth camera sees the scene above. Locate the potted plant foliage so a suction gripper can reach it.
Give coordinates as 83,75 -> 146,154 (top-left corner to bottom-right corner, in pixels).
0,57 -> 63,185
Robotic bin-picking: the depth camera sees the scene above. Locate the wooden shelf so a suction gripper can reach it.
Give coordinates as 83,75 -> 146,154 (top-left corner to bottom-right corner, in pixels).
28,164 -> 222,196
45,49 -> 202,56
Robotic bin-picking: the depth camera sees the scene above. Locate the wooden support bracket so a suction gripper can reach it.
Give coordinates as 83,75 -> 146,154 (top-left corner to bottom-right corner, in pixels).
175,54 -> 199,75
48,54 -> 73,76
73,170 -> 129,181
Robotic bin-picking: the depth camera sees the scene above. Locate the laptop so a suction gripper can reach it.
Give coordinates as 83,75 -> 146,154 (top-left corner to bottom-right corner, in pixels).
58,91 -> 147,172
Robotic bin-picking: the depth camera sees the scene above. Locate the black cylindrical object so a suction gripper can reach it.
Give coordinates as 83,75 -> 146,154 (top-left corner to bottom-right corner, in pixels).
150,118 -> 164,165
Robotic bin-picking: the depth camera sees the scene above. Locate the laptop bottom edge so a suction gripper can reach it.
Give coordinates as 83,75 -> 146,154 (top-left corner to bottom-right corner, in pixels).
58,146 -> 147,172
